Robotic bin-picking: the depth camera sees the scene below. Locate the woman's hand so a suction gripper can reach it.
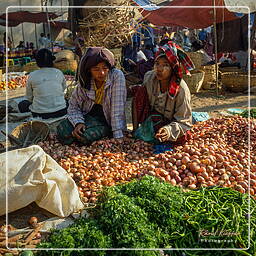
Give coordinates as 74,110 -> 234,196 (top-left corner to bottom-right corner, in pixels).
72,123 -> 86,140
155,127 -> 169,142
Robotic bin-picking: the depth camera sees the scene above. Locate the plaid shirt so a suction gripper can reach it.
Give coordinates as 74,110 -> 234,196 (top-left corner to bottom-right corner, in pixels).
68,68 -> 127,138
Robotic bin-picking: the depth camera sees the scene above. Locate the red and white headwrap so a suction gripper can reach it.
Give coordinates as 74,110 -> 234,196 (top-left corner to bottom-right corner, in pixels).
155,41 -> 195,99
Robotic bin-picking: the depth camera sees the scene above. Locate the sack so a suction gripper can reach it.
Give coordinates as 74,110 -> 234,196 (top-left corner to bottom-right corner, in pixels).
134,114 -> 162,144
0,145 -> 84,217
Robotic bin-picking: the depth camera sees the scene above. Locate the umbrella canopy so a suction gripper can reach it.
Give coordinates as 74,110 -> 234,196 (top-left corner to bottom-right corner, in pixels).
0,11 -> 60,25
132,0 -> 240,28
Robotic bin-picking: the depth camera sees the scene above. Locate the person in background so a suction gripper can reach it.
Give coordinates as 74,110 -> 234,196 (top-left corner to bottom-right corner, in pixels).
143,45 -> 154,60
3,32 -> 12,50
74,31 -> 85,60
198,29 -> 207,43
161,26 -> 170,41
38,33 -> 47,49
46,33 -> 52,48
18,48 -> 67,119
57,47 -> 127,145
142,21 -> 155,48
16,41 -> 25,49
132,41 -> 193,144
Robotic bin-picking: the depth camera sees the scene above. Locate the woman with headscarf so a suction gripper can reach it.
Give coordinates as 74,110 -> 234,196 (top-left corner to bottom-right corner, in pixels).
132,41 -> 194,144
18,48 -> 67,119
57,47 -> 127,145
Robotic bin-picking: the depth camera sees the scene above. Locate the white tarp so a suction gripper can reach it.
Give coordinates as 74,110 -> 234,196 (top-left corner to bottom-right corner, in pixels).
224,0 -> 256,13
0,145 -> 84,217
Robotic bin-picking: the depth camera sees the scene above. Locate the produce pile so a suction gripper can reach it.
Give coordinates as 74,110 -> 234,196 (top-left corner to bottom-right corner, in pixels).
0,75 -> 28,91
0,74 -> 74,92
37,176 -> 256,255
38,116 -> 256,203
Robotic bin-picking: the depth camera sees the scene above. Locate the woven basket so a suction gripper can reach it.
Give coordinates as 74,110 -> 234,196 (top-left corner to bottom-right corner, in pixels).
219,66 -> 241,73
10,120 -> 50,146
200,65 -> 216,88
54,50 -> 75,62
221,72 -> 256,92
187,52 -> 204,69
54,60 -> 78,72
183,70 -> 205,93
22,62 -> 40,73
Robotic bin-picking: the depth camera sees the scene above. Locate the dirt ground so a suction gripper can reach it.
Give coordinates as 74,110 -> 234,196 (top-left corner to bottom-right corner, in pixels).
190,90 -> 256,118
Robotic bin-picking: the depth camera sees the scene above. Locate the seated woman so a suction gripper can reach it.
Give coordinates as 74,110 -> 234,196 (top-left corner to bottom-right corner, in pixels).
57,47 -> 127,145
18,48 -> 67,119
132,41 -> 193,145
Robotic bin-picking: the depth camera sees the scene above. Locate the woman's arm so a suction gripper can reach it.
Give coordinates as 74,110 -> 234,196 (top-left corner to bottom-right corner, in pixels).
110,70 -> 127,138
67,85 -> 88,127
161,81 -> 192,141
25,76 -> 33,102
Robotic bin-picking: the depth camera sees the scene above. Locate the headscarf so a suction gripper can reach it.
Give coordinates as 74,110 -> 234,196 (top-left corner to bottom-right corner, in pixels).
78,47 -> 115,89
155,41 -> 194,99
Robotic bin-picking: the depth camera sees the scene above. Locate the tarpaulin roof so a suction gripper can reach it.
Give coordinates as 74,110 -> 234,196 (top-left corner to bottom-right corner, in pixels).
50,20 -> 71,30
132,0 -> 241,28
0,11 -> 60,25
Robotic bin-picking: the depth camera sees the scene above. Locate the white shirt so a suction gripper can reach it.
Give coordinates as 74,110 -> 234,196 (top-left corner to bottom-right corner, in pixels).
26,68 -> 67,114
38,36 -> 48,49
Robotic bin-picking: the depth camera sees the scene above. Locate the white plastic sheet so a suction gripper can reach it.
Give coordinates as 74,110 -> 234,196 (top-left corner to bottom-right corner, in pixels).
0,145 -> 84,217
224,0 -> 256,13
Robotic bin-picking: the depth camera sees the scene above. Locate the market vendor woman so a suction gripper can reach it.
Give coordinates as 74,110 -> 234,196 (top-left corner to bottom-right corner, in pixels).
132,41 -> 193,144
57,47 -> 127,145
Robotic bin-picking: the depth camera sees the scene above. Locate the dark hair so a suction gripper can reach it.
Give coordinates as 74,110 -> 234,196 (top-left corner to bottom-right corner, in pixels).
159,39 -> 170,46
78,47 -> 115,89
35,48 -> 56,68
191,40 -> 204,51
40,33 -> 45,37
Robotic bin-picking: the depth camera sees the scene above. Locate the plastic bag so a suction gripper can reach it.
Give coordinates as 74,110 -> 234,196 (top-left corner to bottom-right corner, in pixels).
134,115 -> 161,144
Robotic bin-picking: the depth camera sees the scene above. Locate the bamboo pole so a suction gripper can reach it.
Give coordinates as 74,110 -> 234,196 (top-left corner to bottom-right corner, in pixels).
10,27 -> 14,49
19,0 -> 26,44
213,0 -> 219,96
34,23 -> 38,49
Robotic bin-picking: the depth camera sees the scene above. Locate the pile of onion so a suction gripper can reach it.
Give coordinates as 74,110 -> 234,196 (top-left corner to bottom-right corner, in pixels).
38,116 -> 256,202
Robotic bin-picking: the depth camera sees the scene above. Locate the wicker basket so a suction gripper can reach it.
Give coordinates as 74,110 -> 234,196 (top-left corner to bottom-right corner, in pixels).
183,70 -> 205,93
221,72 -> 256,93
54,60 -> 78,72
22,62 -> 40,73
187,51 -> 204,69
10,120 -> 50,146
200,65 -> 216,89
54,50 -> 75,62
219,66 -> 241,73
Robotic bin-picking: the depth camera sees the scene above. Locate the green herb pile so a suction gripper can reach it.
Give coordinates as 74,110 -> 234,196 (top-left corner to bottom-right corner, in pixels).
37,176 -> 256,256
62,69 -> 76,76
239,109 -> 256,118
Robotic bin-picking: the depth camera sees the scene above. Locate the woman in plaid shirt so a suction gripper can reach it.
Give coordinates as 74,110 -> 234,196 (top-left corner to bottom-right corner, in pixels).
57,47 -> 127,145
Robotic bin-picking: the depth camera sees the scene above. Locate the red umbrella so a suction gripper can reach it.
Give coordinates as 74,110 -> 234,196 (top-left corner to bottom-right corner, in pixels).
0,11 -> 60,24
134,0 -> 240,28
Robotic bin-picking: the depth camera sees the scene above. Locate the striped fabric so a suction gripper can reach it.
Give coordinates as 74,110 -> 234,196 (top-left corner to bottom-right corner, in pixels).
67,68 -> 127,138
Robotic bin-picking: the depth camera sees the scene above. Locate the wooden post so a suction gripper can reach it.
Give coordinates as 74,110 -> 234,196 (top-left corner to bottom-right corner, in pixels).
34,23 -> 38,49
19,0 -> 26,44
213,0 -> 219,96
10,27 -> 14,49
